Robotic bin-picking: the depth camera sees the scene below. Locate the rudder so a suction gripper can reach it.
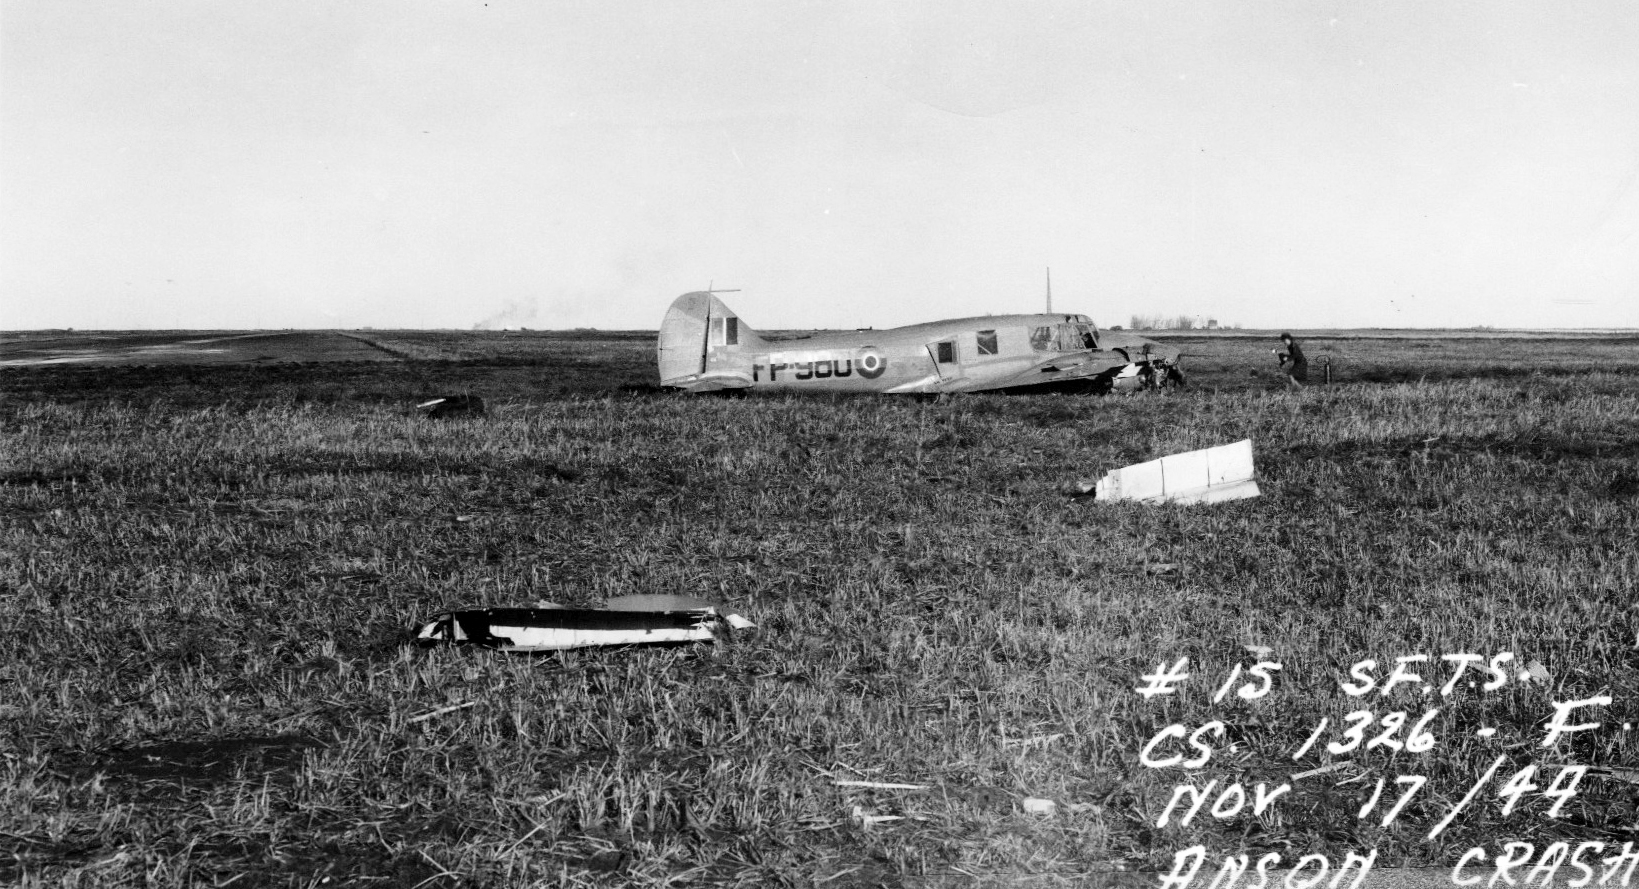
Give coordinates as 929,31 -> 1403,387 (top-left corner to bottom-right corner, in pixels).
656,292 -> 765,388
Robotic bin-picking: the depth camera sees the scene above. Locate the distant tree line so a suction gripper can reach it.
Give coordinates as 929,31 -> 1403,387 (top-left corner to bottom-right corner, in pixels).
1127,314 -> 1240,330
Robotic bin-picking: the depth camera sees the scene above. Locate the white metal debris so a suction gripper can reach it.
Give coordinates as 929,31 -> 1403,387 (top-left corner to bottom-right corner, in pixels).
1093,439 -> 1260,505
605,594 -> 756,629
1021,798 -> 1057,816
850,806 -> 904,829
413,603 -> 753,652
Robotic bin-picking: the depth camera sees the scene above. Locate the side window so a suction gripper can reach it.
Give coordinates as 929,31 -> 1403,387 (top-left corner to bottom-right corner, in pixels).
976,330 -> 998,356
1030,327 -> 1053,351
935,341 -> 956,363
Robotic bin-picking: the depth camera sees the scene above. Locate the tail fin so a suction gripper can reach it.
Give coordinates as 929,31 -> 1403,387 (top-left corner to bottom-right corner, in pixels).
657,292 -> 767,390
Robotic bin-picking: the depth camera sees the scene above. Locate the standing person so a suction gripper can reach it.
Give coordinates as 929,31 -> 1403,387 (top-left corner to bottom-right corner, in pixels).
1275,333 -> 1308,388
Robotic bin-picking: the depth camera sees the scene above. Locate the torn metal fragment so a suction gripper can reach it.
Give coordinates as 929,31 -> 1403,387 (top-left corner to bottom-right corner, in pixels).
413,607 -> 742,652
850,806 -> 904,829
408,701 -> 476,723
1021,798 -> 1057,816
548,594 -> 755,629
1093,439 -> 1260,505
833,780 -> 930,791
418,394 -> 486,418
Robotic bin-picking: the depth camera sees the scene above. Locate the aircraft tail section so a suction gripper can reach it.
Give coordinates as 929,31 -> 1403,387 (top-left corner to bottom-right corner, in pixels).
657,292 -> 766,390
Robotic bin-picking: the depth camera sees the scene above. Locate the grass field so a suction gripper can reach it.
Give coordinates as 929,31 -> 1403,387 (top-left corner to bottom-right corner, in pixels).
2,330 -> 1637,887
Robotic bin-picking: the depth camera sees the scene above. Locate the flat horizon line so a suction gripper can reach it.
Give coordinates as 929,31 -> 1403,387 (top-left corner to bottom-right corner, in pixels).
5,326 -> 1637,335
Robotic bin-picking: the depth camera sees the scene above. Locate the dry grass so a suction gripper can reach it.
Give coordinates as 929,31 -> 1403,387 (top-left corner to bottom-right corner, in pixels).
1,332 -> 1636,886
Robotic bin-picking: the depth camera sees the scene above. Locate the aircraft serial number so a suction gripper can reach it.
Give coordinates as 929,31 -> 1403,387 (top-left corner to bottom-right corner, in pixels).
755,350 -> 886,381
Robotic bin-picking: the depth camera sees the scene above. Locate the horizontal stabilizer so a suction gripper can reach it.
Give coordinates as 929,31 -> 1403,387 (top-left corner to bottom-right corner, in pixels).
1094,439 -> 1260,505
670,372 -> 754,392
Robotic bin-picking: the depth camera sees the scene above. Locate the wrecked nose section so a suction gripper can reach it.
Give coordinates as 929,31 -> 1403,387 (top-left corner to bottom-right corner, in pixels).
1105,364 -> 1147,394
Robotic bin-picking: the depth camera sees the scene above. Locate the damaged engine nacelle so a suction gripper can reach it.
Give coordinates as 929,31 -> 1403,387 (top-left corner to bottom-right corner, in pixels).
1105,359 -> 1186,394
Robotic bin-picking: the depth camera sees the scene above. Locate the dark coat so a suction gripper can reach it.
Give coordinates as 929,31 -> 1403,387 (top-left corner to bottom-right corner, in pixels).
1281,339 -> 1308,382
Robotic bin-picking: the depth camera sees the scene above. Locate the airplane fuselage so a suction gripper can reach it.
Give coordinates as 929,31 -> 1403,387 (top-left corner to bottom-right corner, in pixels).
657,292 -> 1182,395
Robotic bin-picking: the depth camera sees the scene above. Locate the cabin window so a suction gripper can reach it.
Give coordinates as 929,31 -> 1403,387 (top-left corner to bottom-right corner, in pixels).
1030,326 -> 1054,351
976,330 -> 998,356
935,341 -> 956,363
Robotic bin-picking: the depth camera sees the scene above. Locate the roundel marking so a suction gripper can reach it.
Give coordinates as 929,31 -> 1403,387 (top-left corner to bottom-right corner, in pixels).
856,347 -> 887,379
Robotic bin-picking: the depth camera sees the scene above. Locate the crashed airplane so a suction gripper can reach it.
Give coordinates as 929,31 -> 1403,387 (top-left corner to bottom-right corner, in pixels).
658,291 -> 1184,395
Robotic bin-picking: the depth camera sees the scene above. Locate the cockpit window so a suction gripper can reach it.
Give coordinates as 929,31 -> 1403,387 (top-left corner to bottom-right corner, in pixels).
1031,323 -> 1099,352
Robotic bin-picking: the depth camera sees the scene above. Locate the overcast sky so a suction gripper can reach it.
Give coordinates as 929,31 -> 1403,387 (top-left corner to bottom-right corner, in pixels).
3,1 -> 1636,331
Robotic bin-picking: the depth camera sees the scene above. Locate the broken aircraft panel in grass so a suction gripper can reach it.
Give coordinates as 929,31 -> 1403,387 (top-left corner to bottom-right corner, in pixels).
416,394 -> 486,418
657,290 -> 1184,396
1082,439 -> 1261,505
414,602 -> 754,653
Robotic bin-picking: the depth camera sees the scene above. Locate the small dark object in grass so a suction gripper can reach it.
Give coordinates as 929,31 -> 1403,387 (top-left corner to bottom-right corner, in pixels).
539,464 -> 583,483
0,469 -> 93,488
1607,473 -> 1639,500
85,735 -> 322,786
419,394 -> 486,418
583,850 -> 625,872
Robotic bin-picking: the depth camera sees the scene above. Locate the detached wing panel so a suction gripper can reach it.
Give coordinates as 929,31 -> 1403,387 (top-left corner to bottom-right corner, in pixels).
1207,440 -> 1256,486
1099,458 -> 1159,500
1094,439 -> 1260,504
1159,448 -> 1212,493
